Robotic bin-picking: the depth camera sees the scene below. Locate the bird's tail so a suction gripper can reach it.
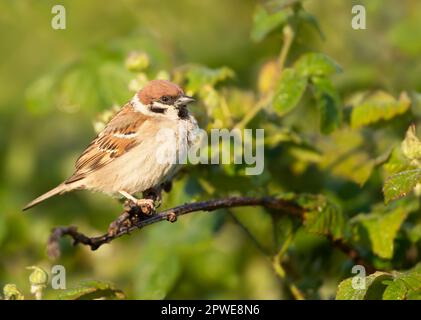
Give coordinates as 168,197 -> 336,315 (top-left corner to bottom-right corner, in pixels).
23,183 -> 71,211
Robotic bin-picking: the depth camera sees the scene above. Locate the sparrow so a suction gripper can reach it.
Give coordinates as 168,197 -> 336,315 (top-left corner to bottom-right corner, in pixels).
23,80 -> 198,213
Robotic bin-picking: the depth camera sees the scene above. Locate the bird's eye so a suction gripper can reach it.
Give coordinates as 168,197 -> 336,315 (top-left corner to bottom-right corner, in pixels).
160,96 -> 171,103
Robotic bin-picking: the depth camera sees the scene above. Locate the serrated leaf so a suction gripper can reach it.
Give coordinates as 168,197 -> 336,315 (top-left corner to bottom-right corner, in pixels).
383,146 -> 413,175
383,169 -> 421,204
383,265 -> 421,300
58,281 -> 125,300
402,125 -> 421,160
251,5 -> 289,42
337,264 -> 421,300
336,272 -> 391,300
273,68 -> 307,116
351,91 -> 411,129
357,206 -> 409,259
312,77 -> 342,134
295,53 -> 341,78
293,194 -> 345,240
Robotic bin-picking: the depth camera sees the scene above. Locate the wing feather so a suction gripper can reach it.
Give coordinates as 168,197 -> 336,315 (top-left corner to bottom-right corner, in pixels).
65,103 -> 147,184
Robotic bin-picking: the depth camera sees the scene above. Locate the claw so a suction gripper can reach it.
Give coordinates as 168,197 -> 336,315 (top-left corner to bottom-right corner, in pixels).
166,212 -> 177,223
136,198 -> 155,215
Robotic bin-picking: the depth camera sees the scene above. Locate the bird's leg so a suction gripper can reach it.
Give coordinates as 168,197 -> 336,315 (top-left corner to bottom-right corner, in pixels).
119,190 -> 155,215
143,187 -> 163,208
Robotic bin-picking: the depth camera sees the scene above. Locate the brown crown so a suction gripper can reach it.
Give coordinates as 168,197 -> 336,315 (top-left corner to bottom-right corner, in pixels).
137,80 -> 184,105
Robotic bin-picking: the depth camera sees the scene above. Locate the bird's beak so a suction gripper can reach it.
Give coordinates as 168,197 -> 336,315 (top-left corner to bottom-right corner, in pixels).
176,95 -> 195,106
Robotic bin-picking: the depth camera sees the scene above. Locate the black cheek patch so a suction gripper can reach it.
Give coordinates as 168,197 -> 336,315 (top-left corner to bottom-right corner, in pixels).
150,106 -> 166,114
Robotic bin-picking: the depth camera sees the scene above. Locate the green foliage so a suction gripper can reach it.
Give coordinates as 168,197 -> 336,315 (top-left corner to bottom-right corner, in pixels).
383,169 -> 421,204
353,207 -> 410,259
294,53 -> 342,78
383,125 -> 421,204
1,267 -> 124,300
273,68 -> 307,115
302,195 -> 345,240
312,76 -> 342,134
251,5 -> 290,42
336,264 -> 421,300
2,284 -> 24,300
58,281 -> 125,300
2,0 -> 421,300
350,91 -> 411,129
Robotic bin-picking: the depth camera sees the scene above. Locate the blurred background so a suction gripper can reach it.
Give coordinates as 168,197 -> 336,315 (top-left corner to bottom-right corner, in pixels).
0,0 -> 420,299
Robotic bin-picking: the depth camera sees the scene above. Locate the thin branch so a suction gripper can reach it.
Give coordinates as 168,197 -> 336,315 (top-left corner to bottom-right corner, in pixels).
234,25 -> 294,131
47,196 -> 375,274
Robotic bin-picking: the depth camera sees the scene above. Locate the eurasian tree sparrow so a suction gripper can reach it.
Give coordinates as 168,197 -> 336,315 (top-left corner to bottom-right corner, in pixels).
23,80 -> 198,213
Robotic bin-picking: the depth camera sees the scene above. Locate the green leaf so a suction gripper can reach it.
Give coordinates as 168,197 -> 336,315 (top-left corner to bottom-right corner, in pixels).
58,281 -> 125,300
273,68 -> 307,116
184,66 -> 234,94
251,5 -> 289,42
336,272 -> 391,300
351,91 -> 411,129
312,77 -> 342,134
278,193 -> 346,240
383,264 -> 421,300
273,193 -> 345,241
407,290 -> 421,300
383,146 -> 413,175
383,169 -> 421,204
295,53 -> 341,78
3,284 -> 25,300
296,10 -> 325,40
357,206 -> 409,259
336,264 -> 421,300
402,125 -> 421,160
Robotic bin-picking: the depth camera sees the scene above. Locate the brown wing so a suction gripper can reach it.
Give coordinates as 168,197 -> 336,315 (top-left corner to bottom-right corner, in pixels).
65,103 -> 147,184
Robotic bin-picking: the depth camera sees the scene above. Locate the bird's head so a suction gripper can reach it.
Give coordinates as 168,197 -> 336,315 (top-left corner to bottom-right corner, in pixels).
133,80 -> 194,119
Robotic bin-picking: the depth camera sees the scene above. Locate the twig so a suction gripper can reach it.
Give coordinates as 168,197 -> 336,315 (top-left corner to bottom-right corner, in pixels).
235,25 -> 294,130
47,196 -> 375,275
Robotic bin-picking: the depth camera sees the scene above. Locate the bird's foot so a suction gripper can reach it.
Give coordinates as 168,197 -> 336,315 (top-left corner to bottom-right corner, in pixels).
143,188 -> 162,209
123,198 -> 155,215
136,198 -> 155,215
166,211 -> 177,223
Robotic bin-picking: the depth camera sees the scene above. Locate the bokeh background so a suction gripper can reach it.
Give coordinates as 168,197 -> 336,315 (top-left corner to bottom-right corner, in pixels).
0,0 -> 420,299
